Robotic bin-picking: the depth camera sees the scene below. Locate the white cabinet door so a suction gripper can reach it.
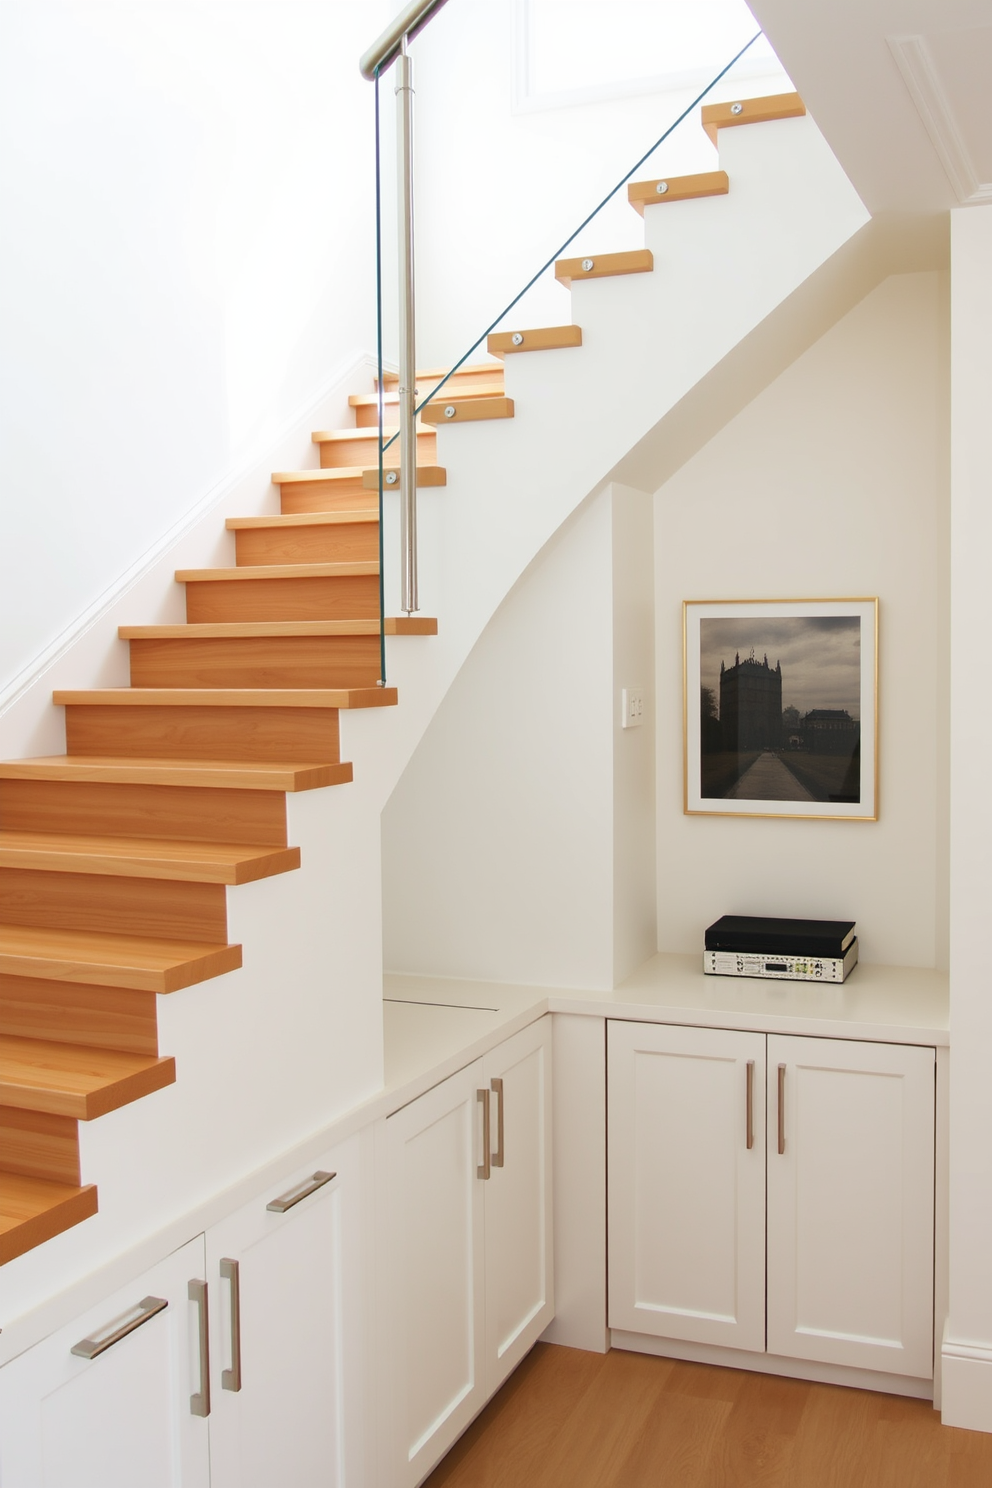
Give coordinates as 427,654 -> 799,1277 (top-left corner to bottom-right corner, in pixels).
378,1058 -> 488,1488
205,1137 -> 360,1488
608,1020 -> 766,1352
766,1034 -> 935,1377
0,1235 -> 210,1488
483,1017 -> 554,1395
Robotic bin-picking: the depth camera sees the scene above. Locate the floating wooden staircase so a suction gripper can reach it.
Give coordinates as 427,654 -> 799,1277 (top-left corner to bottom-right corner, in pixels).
0,89 -> 805,1266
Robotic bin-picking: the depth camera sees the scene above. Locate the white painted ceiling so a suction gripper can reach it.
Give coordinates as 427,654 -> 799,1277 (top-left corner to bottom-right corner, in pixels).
747,0 -> 992,213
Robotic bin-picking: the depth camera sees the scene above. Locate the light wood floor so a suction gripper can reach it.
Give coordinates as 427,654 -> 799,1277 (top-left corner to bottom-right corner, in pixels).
424,1344 -> 992,1487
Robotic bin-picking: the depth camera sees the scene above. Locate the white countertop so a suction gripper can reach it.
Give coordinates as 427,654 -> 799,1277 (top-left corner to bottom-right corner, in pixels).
384,954 -> 949,1077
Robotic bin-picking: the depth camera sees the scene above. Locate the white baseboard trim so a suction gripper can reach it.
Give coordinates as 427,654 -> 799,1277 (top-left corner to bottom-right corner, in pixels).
610,1329 -> 934,1401
940,1338 -> 992,1432
0,348 -> 383,719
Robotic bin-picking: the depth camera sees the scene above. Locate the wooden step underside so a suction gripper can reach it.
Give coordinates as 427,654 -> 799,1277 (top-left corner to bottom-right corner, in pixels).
554,249 -> 653,287
0,1036 -> 175,1120
420,396 -> 514,426
627,170 -> 729,215
0,925 -> 242,993
488,325 -> 582,356
701,90 -> 805,144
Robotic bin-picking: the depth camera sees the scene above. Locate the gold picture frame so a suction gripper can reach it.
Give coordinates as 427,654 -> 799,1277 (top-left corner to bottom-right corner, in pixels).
683,598 -> 878,821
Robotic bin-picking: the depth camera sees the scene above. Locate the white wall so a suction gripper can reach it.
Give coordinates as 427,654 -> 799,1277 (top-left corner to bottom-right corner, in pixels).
382,481 -> 656,988
653,271 -> 950,970
0,0 -> 387,703
943,203 -> 992,1432
407,0 -> 789,367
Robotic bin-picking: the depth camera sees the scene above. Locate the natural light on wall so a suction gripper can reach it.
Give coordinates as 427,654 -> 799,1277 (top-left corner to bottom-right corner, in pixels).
516,0 -> 785,109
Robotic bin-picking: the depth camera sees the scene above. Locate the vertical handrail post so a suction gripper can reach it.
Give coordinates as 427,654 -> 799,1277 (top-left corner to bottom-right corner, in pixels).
395,41 -> 418,614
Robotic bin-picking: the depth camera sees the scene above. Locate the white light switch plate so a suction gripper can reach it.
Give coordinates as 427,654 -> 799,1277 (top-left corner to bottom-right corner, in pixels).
622,688 -> 644,728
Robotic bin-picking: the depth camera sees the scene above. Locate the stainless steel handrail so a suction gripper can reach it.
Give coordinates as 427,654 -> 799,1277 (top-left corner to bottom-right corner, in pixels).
361,1 -> 451,613
360,0 -> 450,79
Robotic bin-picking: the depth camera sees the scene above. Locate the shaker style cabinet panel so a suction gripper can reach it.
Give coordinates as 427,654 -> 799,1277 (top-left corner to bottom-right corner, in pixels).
0,1235 -> 210,1488
377,1015 -> 553,1488
607,1020 -> 767,1352
205,1136 -> 362,1488
484,1020 -> 555,1394
766,1034 -> 935,1378
608,1020 -> 936,1383
377,1057 -> 488,1488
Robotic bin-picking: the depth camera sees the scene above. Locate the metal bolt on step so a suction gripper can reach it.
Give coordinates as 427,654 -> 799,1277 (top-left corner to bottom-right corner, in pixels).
385,470 -> 398,485
581,258 -> 594,272
512,332 -> 524,346
444,405 -> 456,418
731,102 -> 743,114
656,181 -> 669,194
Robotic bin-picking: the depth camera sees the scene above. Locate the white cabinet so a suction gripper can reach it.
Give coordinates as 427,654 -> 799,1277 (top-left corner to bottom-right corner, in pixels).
607,1021 -> 766,1352
0,1236 -> 210,1488
766,1033 -> 935,1377
206,1135 -> 363,1488
0,1137 -> 363,1488
608,1021 -> 935,1381
377,1016 -> 553,1488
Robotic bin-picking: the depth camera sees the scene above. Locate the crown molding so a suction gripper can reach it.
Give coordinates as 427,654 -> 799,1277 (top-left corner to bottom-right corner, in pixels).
889,34 -> 992,206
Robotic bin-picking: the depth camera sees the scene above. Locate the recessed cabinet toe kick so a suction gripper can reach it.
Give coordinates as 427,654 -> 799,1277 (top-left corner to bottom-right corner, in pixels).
607,1021 -> 936,1390
376,1016 -> 554,1488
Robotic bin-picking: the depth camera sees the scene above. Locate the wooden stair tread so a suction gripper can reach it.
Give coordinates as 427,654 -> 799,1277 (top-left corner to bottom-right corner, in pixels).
119,618 -> 436,640
627,170 -> 729,215
176,560 -> 378,582
379,362 -> 501,384
273,465 -> 374,483
488,325 -> 582,356
350,382 -> 505,407
0,924 -> 242,993
701,90 -> 805,144
54,687 -> 398,709
0,1035 -> 175,1120
0,1172 -> 98,1264
0,757 -> 354,791
420,396 -> 514,425
226,511 -> 378,531
0,829 -> 301,885
555,249 -> 653,287
311,426 -> 432,443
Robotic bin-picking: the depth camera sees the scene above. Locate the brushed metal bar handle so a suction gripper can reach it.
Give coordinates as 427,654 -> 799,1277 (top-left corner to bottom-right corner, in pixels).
220,1258 -> 242,1393
266,1170 -> 336,1214
745,1060 -> 754,1151
491,1077 -> 505,1168
188,1278 -> 210,1418
777,1064 -> 786,1156
477,1088 -> 491,1180
71,1295 -> 167,1360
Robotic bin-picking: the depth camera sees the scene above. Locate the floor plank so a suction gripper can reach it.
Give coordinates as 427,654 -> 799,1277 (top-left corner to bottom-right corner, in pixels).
424,1347 -> 992,1488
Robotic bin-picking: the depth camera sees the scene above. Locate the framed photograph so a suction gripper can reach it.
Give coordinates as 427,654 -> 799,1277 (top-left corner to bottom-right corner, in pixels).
683,599 -> 878,821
